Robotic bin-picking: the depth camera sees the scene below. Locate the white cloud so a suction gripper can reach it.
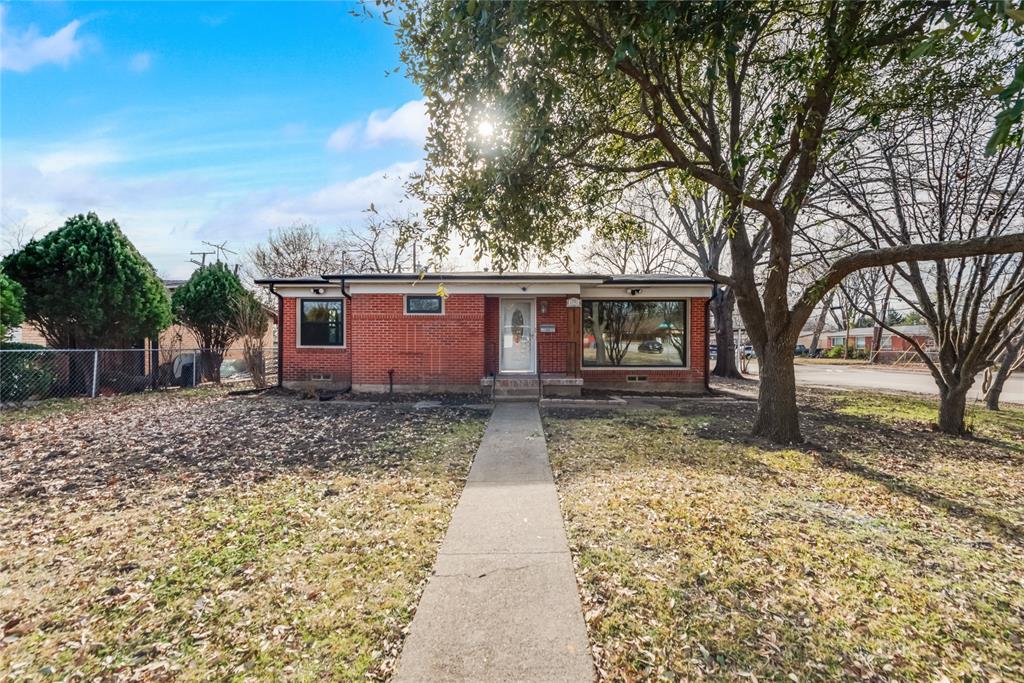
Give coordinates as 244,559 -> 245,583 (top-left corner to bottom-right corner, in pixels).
1,148 -> 425,278
325,98 -> 429,152
203,160 -> 423,242
326,121 -> 360,151
0,9 -> 88,73
128,51 -> 153,73
365,99 -> 428,146
33,145 -> 122,174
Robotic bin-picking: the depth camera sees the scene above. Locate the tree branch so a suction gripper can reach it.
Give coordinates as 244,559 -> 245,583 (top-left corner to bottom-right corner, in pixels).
791,232 -> 1024,329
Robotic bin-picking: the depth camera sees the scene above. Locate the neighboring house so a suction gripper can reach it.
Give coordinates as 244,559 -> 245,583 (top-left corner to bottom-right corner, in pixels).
255,272 -> 714,396
159,279 -> 277,356
823,324 -> 934,352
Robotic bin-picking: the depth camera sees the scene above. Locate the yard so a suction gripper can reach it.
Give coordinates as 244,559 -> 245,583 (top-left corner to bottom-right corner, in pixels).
545,391 -> 1024,681
0,390 -> 486,680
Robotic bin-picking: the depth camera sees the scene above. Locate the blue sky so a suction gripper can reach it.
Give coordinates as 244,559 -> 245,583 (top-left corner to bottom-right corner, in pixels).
1,2 -> 428,277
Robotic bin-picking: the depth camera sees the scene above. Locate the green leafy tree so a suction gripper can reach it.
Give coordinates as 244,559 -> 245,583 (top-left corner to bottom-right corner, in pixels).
394,0 -> 1024,443
1,213 -> 171,348
0,269 -> 26,341
172,262 -> 248,382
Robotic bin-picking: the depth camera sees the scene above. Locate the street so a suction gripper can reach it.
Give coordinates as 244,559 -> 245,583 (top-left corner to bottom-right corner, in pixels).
745,361 -> 1024,405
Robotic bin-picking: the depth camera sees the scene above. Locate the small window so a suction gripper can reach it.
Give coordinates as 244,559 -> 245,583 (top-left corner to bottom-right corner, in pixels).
406,295 -> 443,315
299,299 -> 344,346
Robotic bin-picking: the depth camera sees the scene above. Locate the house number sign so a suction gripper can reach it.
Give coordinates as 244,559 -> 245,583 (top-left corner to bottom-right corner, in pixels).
539,324 -> 556,333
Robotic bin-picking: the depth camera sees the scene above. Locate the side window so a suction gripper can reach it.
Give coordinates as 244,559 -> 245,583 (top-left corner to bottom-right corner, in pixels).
406,295 -> 444,315
299,299 -> 344,346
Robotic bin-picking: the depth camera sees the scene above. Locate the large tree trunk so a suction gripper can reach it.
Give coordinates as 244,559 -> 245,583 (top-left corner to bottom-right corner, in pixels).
752,340 -> 802,443
711,287 -> 742,378
986,335 -> 1023,411
938,380 -> 971,435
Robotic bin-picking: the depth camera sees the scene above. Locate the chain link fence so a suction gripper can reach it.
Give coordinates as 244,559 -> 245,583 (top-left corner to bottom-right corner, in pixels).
0,346 -> 277,405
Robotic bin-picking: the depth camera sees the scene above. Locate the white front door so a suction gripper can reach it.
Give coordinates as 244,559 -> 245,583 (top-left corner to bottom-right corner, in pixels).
500,299 -> 535,373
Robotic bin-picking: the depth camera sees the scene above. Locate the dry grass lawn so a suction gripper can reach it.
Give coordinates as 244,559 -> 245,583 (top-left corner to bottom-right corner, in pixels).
545,391 -> 1024,681
1,390 -> 486,681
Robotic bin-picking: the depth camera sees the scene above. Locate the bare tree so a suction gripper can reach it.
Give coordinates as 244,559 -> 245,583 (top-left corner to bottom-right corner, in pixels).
582,217 -> 682,275
248,223 -> 347,279
985,332 -> 1023,411
231,292 -> 270,390
836,268 -> 891,359
343,214 -> 418,273
824,100 -> 1024,433
807,291 -> 834,358
619,179 -> 766,378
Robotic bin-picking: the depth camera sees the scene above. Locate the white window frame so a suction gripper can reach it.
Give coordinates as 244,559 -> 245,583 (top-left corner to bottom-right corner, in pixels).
296,298 -> 346,349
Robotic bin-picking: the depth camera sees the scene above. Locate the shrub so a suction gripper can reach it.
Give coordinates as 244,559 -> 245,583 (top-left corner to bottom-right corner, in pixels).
1,213 -> 171,348
171,263 -> 246,383
0,343 -> 57,402
0,270 -> 25,340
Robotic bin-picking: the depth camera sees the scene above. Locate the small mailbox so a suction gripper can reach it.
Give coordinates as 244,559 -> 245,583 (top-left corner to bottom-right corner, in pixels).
539,323 -> 556,333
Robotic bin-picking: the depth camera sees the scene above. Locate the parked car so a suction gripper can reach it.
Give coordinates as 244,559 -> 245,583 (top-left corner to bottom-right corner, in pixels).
638,339 -> 663,353
794,344 -> 808,356
709,344 -> 717,359
741,345 -> 756,359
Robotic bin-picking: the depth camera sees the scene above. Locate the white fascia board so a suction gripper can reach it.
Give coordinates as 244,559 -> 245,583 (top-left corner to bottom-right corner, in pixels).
346,281 -> 586,295
580,284 -> 714,299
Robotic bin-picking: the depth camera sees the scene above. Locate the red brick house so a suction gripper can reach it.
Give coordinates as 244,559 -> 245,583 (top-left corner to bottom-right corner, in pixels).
823,324 -> 934,352
256,272 -> 713,397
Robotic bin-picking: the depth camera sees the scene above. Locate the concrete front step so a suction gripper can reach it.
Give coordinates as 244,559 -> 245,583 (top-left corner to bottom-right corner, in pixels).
492,375 -> 540,399
484,374 -> 583,399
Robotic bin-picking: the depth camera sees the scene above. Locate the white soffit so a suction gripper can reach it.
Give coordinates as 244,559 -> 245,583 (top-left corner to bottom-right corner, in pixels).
580,284 -> 714,299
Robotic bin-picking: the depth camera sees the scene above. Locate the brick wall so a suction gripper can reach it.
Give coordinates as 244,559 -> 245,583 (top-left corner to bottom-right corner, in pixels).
279,297 -> 352,388
350,294 -> 485,389
275,292 -> 709,394
537,296 -> 570,374
581,297 -> 708,392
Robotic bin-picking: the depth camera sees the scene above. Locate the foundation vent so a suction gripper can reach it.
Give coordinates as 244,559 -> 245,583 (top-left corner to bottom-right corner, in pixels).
626,375 -> 648,382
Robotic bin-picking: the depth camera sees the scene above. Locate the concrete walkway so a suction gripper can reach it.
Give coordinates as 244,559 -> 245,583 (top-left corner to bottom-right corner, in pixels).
394,402 -> 594,682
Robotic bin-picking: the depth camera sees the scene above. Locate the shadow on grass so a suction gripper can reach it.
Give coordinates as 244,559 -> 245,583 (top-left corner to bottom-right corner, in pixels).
814,449 -> 1024,544
545,394 -> 1024,545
